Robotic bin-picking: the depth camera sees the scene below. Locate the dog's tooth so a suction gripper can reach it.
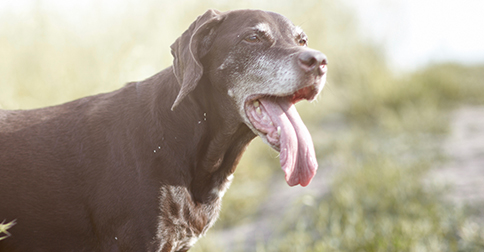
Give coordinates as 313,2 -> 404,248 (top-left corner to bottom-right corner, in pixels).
253,100 -> 260,108
277,126 -> 281,136
256,107 -> 261,115
269,121 -> 273,126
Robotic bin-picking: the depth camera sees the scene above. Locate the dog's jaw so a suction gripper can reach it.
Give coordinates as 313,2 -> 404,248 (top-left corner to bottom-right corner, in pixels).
241,81 -> 323,187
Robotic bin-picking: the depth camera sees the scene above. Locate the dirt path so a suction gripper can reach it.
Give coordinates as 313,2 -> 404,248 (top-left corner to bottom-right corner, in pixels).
430,106 -> 484,218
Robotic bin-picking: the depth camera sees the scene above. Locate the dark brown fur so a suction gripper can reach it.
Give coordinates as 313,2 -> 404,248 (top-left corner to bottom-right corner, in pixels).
0,9 -> 326,252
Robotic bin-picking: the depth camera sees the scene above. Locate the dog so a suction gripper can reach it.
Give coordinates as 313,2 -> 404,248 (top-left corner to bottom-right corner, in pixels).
0,9 -> 327,252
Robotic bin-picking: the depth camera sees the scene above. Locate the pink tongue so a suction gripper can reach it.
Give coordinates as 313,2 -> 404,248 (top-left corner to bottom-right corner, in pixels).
259,98 -> 318,186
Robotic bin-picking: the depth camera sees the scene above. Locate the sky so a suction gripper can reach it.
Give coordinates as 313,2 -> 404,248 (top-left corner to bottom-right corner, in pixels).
348,0 -> 484,71
1,0 -> 484,72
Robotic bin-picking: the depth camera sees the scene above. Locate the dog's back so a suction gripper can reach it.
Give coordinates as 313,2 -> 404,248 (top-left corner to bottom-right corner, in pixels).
0,83 -> 162,250
0,93 -> 111,250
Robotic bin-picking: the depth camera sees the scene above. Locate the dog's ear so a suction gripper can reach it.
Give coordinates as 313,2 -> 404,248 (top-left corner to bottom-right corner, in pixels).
170,9 -> 223,110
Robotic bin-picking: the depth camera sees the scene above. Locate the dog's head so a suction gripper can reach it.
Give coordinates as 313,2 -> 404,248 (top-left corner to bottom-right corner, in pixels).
170,9 -> 327,187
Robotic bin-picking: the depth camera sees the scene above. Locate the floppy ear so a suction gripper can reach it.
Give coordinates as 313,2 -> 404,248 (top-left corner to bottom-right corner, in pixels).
170,9 -> 223,110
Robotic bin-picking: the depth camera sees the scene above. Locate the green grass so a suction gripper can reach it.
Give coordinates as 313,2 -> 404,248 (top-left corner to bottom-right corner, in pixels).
0,220 -> 15,241
257,136 -> 484,252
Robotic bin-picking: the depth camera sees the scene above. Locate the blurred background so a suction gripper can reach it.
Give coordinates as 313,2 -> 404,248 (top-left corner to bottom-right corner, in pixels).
1,0 -> 484,251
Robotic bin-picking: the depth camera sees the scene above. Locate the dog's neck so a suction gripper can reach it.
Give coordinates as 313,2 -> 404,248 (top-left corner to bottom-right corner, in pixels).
187,75 -> 256,203
190,124 -> 254,202
148,69 -> 256,203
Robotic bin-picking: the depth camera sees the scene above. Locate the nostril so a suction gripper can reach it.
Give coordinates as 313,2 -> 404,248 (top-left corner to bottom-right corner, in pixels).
304,58 -> 317,69
320,58 -> 328,71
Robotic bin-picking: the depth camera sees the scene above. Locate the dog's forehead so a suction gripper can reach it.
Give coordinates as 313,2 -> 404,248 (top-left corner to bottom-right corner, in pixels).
223,10 -> 301,37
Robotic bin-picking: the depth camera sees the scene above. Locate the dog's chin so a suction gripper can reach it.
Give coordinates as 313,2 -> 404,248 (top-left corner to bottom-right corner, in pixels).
243,84 -> 321,187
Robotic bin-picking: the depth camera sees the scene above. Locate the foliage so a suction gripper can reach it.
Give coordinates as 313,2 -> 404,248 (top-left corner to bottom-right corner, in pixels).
259,150 -> 484,252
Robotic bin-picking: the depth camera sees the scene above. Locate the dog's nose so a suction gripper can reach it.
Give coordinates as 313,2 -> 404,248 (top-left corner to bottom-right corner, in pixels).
298,50 -> 327,74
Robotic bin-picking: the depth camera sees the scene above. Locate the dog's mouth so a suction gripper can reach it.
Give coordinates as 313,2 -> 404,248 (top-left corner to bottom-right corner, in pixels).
244,85 -> 319,187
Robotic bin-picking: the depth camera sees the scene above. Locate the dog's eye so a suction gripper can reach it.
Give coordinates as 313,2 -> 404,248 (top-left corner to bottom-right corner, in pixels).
244,35 -> 260,43
298,38 -> 307,46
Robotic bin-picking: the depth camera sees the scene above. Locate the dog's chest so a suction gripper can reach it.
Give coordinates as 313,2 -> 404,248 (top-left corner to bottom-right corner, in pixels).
155,185 -> 224,251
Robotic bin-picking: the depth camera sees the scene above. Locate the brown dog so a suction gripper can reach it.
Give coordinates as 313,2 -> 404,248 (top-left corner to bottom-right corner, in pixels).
0,9 -> 327,252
